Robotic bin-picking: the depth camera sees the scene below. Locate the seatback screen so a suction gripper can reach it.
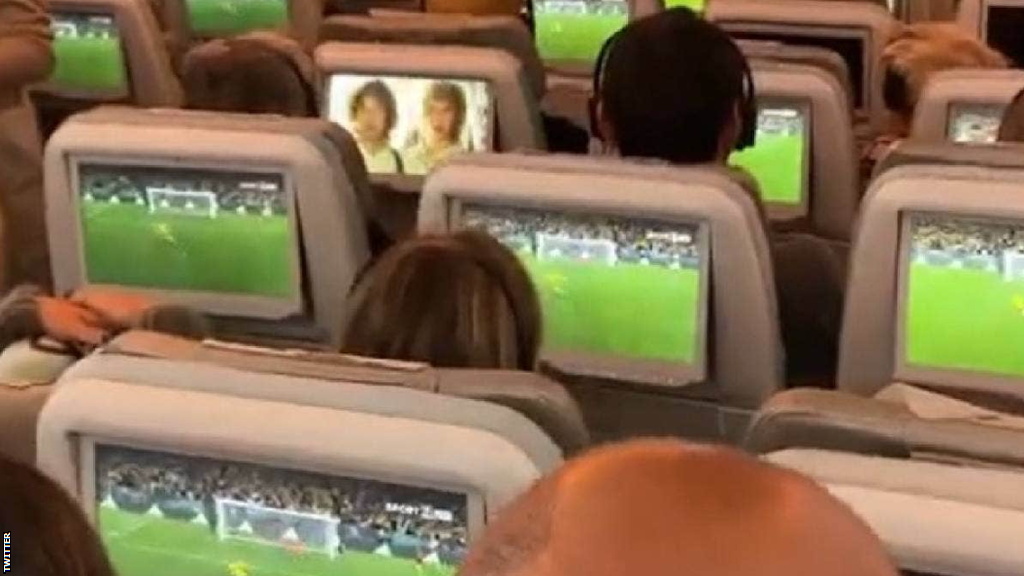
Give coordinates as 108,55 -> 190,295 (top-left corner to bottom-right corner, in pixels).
729,103 -> 810,209
901,213 -> 1024,379
462,204 -> 708,364
95,444 -> 467,576
327,74 -> 494,176
728,29 -> 866,109
50,12 -> 129,97
663,0 -> 705,11
77,163 -> 300,300
532,0 -> 628,62
947,103 -> 1005,144
186,0 -> 289,37
986,6 -> 1024,68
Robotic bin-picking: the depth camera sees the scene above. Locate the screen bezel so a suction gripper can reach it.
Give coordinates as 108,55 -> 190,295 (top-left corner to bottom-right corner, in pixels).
79,436 -> 486,549
982,1 -> 1024,67
945,101 -> 1006,144
530,0 -> 632,69
323,71 -> 498,189
736,97 -> 813,221
894,210 -> 1024,393
721,21 -> 870,111
45,8 -> 132,101
183,0 -> 292,40
71,155 -> 305,320
451,198 -> 711,387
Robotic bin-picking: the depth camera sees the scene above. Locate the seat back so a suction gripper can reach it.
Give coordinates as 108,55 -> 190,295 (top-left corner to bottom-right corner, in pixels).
747,61 -> 859,240
35,0 -> 182,137
318,12 -> 546,101
708,0 -> 899,133
839,150 -> 1024,400
740,39 -> 855,110
419,152 -> 783,441
957,0 -> 1024,67
767,449 -> 1024,576
911,69 -> 1024,143
45,107 -> 371,349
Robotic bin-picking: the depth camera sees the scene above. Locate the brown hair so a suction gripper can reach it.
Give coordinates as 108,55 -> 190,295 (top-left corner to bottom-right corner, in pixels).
182,35 -> 317,117
424,81 -> 468,139
341,230 -> 541,370
0,457 -> 115,576
882,23 -> 1008,129
349,80 -> 399,134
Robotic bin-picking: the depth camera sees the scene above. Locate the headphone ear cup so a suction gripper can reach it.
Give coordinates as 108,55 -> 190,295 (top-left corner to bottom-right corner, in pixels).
588,95 -> 602,141
736,61 -> 758,151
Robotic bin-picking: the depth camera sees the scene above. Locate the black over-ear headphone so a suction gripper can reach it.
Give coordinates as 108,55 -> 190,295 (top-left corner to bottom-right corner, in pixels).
588,17 -> 758,151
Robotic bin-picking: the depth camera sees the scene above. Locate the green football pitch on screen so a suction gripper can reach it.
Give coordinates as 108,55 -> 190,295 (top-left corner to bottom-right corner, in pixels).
535,12 -> 627,62
101,507 -> 454,576
663,0 -> 706,10
187,0 -> 288,36
52,36 -> 127,93
81,200 -> 295,298
517,252 -> 701,362
905,263 -> 1024,378
729,132 -> 805,206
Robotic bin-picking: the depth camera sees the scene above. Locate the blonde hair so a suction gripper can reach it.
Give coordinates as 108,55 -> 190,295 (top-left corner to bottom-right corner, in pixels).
883,23 -> 1009,122
341,230 -> 542,370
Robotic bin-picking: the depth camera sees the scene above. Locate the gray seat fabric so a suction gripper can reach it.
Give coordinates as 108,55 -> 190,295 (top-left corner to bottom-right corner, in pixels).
318,13 -> 546,100
746,387 -> 1024,467
71,331 -> 590,456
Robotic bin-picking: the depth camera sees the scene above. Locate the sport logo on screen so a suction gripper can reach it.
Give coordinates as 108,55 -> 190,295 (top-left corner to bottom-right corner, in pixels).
904,214 -> 1024,378
463,204 -> 705,363
95,445 -> 467,576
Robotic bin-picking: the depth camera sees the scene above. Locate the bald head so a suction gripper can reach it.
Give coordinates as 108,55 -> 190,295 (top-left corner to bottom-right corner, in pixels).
460,440 -> 898,576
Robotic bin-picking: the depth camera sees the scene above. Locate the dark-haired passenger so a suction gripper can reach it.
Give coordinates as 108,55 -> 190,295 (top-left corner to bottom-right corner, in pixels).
350,80 -> 404,174
404,82 -> 468,174
593,8 -> 843,385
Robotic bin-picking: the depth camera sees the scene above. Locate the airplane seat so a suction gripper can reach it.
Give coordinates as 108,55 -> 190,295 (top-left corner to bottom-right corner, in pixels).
33,0 -> 182,137
910,69 -> 1024,144
69,330 -> 590,455
766,449 -> 1024,575
35,332 -> 569,576
748,60 -> 859,241
740,40 -> 856,113
314,42 -> 545,243
746,152 -> 1024,464
45,106 -> 372,349
957,0 -> 1024,68
418,152 -> 784,442
707,0 -> 900,135
318,12 -> 546,103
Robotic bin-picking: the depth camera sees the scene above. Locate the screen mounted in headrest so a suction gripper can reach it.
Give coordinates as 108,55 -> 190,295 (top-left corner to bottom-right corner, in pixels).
458,202 -> 711,386
75,161 -> 304,319
49,11 -> 130,99
186,0 -> 289,38
91,443 -> 471,576
947,103 -> 1006,145
326,73 -> 495,177
531,0 -> 629,63
898,212 -> 1024,385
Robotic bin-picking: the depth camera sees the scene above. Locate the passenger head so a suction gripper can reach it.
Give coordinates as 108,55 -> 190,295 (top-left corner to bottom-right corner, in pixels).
341,230 -> 541,370
999,86 -> 1024,142
594,8 -> 753,164
350,80 -> 398,149
0,456 -> 115,576
423,82 -> 468,147
460,439 -> 899,576
883,23 -> 1008,136
182,32 -> 317,117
